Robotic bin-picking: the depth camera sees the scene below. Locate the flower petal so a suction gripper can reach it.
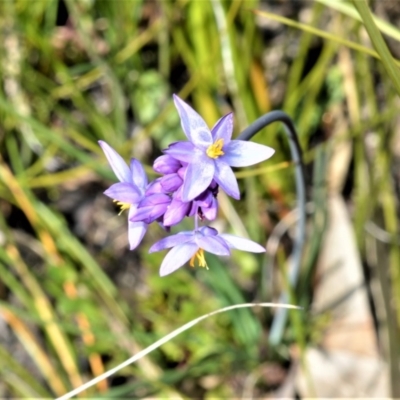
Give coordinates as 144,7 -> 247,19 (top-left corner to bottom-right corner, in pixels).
163,199 -> 191,227
130,194 -> 170,223
173,94 -> 212,147
195,188 -> 214,206
177,166 -> 187,179
222,141 -> 275,167
160,173 -> 183,192
130,194 -> 171,223
104,182 -> 141,203
99,140 -> 131,183
153,155 -> 182,174
219,234 -> 266,253
198,226 -> 219,236
159,242 -> 199,277
213,160 -> 240,199
211,113 -> 233,144
130,159 -> 147,190
187,200 -> 198,217
201,196 -> 218,220
127,220 -> 147,250
131,204 -> 169,224
181,156 -> 215,202
149,231 -> 194,252
164,141 -> 198,163
145,178 -> 165,195
138,194 -> 171,207
195,234 -> 230,256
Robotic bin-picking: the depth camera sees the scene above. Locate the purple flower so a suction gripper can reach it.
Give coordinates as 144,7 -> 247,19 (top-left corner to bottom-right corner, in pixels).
98,140 -> 148,250
160,173 -> 183,192
161,181 -> 219,227
188,181 -> 218,221
129,193 -> 171,224
149,226 -> 265,276
153,155 -> 182,174
145,178 -> 164,195
165,95 -> 275,202
153,155 -> 186,193
162,193 -> 192,227
149,156 -> 220,227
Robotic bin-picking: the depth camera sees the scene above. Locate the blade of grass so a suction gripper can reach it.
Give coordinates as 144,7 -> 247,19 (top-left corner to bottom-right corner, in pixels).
56,302 -> 301,400
253,9 -> 400,66
0,240 -> 82,392
316,0 -> 400,42
0,344 -> 51,398
352,0 -> 400,96
0,305 -> 67,395
380,160 -> 400,397
0,161 -> 111,393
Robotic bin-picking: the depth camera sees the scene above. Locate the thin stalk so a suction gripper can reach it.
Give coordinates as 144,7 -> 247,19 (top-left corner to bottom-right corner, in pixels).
238,111 -> 307,345
56,303 -> 300,400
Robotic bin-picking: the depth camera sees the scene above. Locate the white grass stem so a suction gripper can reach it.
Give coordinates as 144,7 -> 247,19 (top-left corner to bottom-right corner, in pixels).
56,302 -> 301,400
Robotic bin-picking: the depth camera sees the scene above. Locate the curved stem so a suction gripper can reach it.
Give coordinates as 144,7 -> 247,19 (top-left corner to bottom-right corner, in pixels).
238,111 -> 307,345
56,303 -> 300,400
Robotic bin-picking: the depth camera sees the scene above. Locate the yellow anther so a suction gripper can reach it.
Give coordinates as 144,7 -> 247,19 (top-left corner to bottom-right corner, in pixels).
189,249 -> 209,269
206,139 -> 225,159
113,200 -> 131,215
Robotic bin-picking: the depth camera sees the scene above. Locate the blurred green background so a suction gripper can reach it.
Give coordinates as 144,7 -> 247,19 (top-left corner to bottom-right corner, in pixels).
0,0 -> 399,398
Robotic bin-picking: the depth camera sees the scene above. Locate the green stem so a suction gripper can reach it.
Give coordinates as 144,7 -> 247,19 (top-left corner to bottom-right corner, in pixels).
352,0 -> 400,96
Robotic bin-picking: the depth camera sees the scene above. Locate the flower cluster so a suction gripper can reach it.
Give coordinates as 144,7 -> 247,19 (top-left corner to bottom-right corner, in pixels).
99,95 -> 275,276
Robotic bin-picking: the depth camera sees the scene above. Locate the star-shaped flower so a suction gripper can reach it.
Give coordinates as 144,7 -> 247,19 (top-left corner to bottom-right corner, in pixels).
149,226 -> 265,276
165,95 -> 275,202
99,140 -> 148,250
149,155 -> 219,227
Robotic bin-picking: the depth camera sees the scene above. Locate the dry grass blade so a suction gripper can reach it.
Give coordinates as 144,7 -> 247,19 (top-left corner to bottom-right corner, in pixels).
56,303 -> 302,400
0,305 -> 67,396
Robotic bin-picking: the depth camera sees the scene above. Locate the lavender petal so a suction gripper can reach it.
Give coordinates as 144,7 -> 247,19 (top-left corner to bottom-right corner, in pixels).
222,140 -> 275,167
163,199 -> 191,227
128,220 -> 147,250
159,242 -> 199,277
104,182 -> 141,203
195,234 -> 230,256
130,158 -> 147,190
219,234 -> 266,253
149,231 -> 194,252
145,178 -> 165,195
213,160 -> 240,200
177,166 -> 187,179
181,156 -> 215,202
160,173 -> 183,192
173,94 -> 212,147
198,226 -> 219,236
202,196 -> 218,220
164,141 -> 198,163
138,193 -> 171,207
210,113 -> 233,144
130,201 -> 170,223
194,189 -> 213,208
99,140 -> 131,183
153,155 -> 182,174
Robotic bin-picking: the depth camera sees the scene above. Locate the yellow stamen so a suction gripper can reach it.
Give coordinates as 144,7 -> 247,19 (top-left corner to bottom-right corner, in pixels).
113,200 -> 131,215
189,248 -> 209,269
206,139 -> 225,159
